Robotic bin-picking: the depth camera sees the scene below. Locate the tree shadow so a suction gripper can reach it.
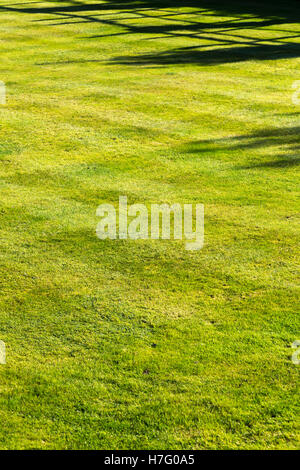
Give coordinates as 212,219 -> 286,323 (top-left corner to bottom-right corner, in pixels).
184,126 -> 300,169
240,157 -> 300,169
110,43 -> 300,66
1,0 -> 300,66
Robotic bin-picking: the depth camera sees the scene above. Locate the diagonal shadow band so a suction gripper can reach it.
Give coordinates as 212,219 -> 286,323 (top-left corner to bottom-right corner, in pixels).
109,42 -> 300,66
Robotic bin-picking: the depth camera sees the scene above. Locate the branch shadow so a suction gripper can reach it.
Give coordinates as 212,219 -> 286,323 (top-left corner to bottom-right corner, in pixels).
1,0 -> 300,66
110,43 -> 300,66
184,126 -> 300,170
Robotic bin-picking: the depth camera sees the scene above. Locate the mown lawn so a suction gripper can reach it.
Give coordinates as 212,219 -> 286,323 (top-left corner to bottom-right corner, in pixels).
0,0 -> 299,449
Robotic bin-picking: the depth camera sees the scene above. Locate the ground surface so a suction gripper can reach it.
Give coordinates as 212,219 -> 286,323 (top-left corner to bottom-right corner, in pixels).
0,0 -> 299,449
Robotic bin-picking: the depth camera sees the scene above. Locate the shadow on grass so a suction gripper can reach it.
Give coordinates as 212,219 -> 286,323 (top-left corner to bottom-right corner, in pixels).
1,0 -> 300,65
110,43 -> 300,66
185,125 -> 300,169
240,157 -> 300,169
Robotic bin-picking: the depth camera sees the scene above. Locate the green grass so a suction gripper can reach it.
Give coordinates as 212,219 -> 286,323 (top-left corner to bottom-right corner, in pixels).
0,0 -> 299,449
